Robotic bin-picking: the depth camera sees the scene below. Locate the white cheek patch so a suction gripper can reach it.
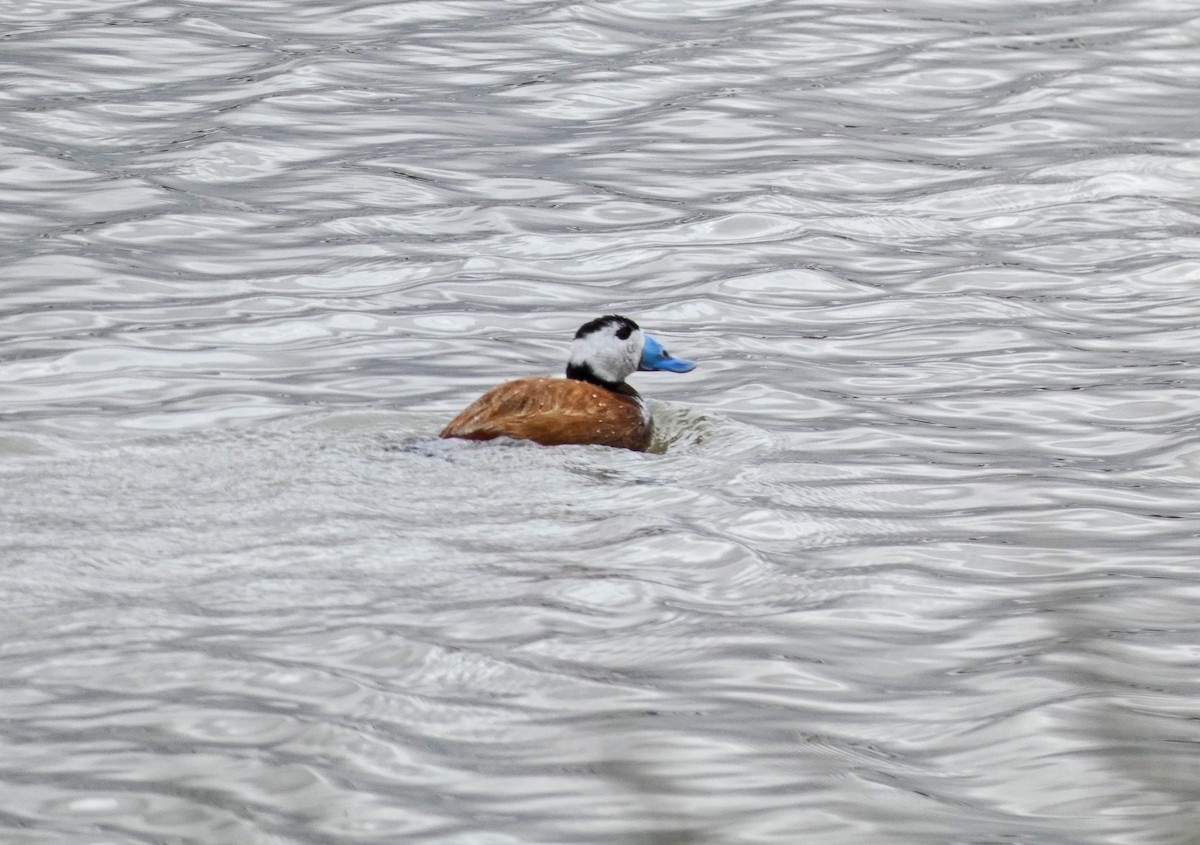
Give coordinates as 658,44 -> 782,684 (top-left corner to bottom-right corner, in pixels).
568,327 -> 643,384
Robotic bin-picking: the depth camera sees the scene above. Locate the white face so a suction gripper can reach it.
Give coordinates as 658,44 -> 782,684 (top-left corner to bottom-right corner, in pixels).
567,322 -> 645,385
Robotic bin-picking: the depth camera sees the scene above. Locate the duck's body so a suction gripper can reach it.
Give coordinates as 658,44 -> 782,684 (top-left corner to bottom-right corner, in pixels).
440,377 -> 652,450
439,315 -> 694,452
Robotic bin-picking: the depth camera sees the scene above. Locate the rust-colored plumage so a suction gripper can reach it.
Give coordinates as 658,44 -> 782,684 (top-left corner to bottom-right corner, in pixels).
439,377 -> 653,451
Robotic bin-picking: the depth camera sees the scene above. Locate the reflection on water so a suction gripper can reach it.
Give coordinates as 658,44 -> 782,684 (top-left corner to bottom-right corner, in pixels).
2,0 -> 1199,842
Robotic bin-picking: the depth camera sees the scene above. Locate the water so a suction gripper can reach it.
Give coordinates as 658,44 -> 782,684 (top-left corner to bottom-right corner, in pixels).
2,0 -> 1199,842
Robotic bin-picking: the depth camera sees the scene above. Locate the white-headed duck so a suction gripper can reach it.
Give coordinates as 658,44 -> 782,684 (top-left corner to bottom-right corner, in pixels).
440,315 -> 696,451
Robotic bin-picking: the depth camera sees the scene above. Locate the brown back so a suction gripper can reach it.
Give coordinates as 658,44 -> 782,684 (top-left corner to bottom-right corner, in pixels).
440,377 -> 652,451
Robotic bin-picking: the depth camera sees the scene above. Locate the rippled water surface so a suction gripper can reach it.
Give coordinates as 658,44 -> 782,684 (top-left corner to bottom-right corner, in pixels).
3,1 -> 1200,843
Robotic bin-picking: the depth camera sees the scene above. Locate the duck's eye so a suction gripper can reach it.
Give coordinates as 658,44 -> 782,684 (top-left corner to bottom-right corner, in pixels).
615,324 -> 632,340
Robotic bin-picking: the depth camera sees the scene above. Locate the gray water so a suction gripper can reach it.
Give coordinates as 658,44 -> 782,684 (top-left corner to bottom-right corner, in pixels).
2,1 -> 1199,843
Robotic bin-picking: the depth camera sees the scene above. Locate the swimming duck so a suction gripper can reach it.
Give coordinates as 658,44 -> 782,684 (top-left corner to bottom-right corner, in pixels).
440,315 -> 695,451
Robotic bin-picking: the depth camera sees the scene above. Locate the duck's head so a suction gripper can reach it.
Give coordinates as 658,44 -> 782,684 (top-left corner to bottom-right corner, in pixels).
565,315 -> 696,388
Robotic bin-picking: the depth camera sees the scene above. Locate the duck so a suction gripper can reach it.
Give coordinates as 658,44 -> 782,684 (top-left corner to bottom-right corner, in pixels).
440,315 -> 696,451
